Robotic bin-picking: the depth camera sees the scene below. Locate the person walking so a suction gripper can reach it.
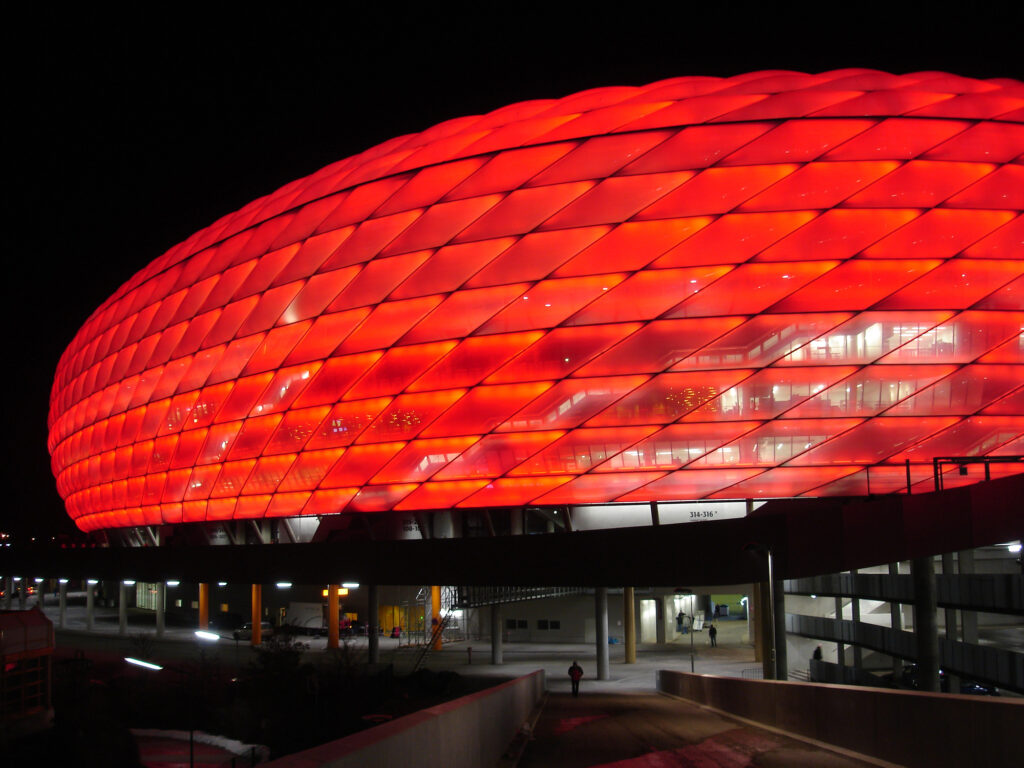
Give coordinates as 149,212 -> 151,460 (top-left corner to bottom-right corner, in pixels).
708,623 -> 717,647
568,660 -> 583,697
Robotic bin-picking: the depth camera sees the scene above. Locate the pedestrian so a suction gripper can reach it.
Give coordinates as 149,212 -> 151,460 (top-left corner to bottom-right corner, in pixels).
568,660 -> 583,697
812,645 -> 823,661
676,611 -> 684,632
708,624 -> 717,647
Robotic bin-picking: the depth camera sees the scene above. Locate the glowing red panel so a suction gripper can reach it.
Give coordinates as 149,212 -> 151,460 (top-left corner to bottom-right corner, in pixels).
410,332 -> 544,391
739,161 -> 899,211
787,417 -> 960,465
465,228 -> 608,287
596,422 -> 762,472
48,71 -> 1024,531
457,476 -> 573,507
683,367 -> 858,421
421,382 -> 553,438
371,436 -> 481,484
344,343 -> 458,399
708,466 -> 860,498
509,426 -> 661,475
576,317 -> 746,376
692,418 -> 863,467
486,325 -> 640,384
668,262 -> 839,317
637,165 -> 800,218
568,266 -> 733,325
618,468 -> 764,501
554,219 -> 714,276
499,376 -> 650,432
433,431 -> 563,480
588,370 -> 754,426
862,210 -> 1015,260
674,314 -> 849,370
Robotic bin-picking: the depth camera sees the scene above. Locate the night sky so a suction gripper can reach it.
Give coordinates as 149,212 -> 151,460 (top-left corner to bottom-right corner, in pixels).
4,7 -> 1021,539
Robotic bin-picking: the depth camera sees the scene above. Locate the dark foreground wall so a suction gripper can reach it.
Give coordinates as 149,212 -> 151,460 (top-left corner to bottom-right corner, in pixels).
657,670 -> 1021,768
265,670 -> 544,767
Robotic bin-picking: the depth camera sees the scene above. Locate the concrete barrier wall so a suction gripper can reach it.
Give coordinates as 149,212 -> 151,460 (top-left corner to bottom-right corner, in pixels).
657,669 -> 1022,768
266,670 -> 545,768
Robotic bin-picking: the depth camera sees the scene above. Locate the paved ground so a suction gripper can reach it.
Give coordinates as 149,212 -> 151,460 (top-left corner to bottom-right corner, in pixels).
17,600 -> 897,766
519,693 -> 884,768
33,597 -> 761,688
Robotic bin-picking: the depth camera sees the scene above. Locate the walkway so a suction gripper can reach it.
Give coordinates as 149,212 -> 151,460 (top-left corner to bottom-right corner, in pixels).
519,693 -> 887,768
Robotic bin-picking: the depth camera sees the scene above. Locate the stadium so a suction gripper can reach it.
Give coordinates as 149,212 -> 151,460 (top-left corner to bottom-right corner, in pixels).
7,69 -> 1022,696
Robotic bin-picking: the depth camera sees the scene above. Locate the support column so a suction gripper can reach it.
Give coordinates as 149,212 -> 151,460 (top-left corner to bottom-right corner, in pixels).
595,587 -> 609,681
911,556 -> 940,692
623,587 -> 636,664
156,582 -> 165,637
773,575 -> 787,681
119,581 -> 128,636
958,549 -> 978,644
58,580 -> 67,628
753,582 -> 772,678
86,580 -> 95,631
327,584 -> 340,650
3,576 -> 12,609
850,570 -> 862,671
941,553 -> 959,691
198,582 -> 210,630
251,584 -> 263,645
368,583 -> 380,664
491,604 -> 503,665
835,594 -> 846,668
18,578 -> 27,610
889,562 -> 902,677
431,585 -> 442,650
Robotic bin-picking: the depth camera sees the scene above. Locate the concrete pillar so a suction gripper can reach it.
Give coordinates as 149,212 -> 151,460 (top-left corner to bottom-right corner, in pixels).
595,587 -> 609,681
958,549 -> 978,644
119,581 -> 128,636
3,576 -> 12,609
251,584 -> 263,645
941,553 -> 959,691
58,580 -> 67,628
835,594 -> 846,668
198,582 -> 210,630
912,556 -> 940,692
491,604 -> 503,665
850,570 -> 862,671
655,596 -> 666,644
753,582 -> 772,678
623,587 -> 636,664
510,508 -> 523,536
18,578 -> 27,610
773,577 -> 787,681
889,562 -> 902,678
431,585 -> 442,650
327,584 -> 340,650
368,583 -> 380,664
156,582 -> 166,637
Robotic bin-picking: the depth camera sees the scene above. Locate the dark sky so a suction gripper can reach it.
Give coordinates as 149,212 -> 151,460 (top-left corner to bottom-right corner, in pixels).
4,6 -> 1021,539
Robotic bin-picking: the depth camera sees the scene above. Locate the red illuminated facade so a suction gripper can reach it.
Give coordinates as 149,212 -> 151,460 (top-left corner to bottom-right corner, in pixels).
48,70 -> 1023,533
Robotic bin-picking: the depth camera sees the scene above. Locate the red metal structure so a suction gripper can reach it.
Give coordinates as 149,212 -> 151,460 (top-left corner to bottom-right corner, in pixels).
48,70 -> 1023,533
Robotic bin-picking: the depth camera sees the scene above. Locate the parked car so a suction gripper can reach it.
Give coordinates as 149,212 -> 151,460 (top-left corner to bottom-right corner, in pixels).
233,621 -> 273,640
